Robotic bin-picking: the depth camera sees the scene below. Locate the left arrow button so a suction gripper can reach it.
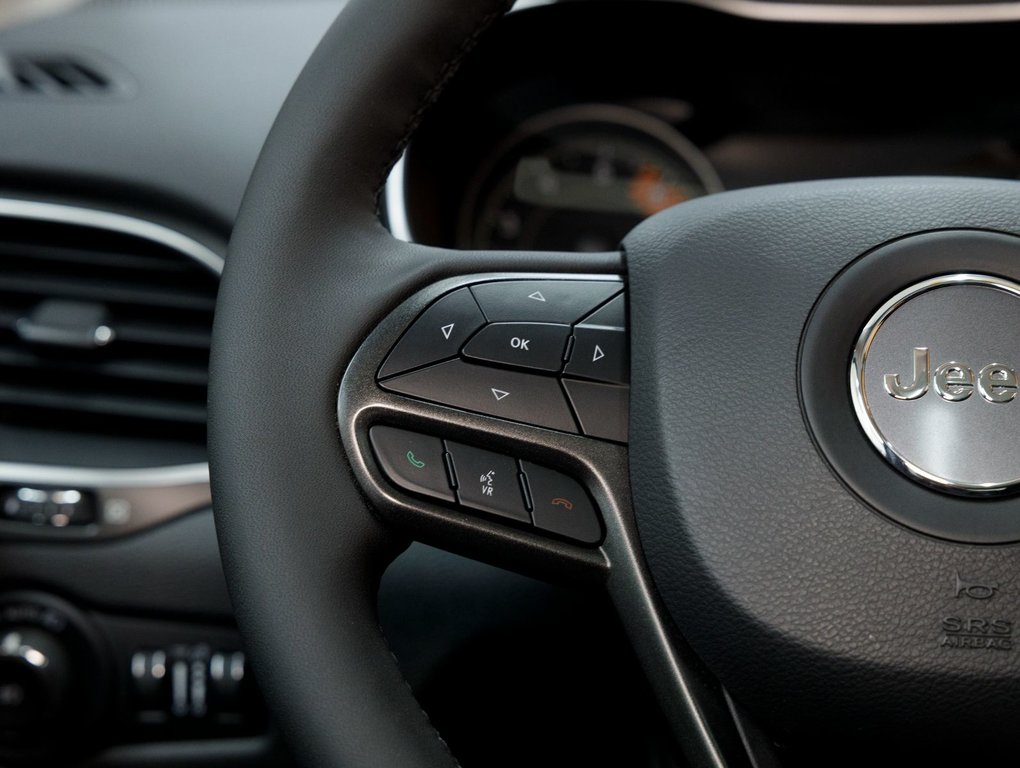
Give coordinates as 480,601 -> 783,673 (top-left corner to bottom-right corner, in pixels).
378,288 -> 486,379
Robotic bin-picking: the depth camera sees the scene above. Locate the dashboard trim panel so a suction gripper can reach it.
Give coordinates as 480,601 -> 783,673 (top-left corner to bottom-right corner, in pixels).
0,198 -> 221,540
0,456 -> 212,542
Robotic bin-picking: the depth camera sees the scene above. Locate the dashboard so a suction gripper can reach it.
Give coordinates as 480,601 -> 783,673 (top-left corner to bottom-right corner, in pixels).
0,0 -> 1017,766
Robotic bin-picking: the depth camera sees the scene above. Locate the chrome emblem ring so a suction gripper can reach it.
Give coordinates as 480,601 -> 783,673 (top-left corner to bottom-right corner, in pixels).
851,274 -> 1020,496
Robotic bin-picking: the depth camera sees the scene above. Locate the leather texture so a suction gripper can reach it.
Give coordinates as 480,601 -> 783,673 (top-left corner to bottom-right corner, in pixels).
208,0 -> 515,766
625,177 -> 1020,748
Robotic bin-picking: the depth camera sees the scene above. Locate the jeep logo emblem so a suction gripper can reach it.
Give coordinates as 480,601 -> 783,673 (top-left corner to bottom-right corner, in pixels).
850,274 -> 1020,495
884,347 -> 1018,403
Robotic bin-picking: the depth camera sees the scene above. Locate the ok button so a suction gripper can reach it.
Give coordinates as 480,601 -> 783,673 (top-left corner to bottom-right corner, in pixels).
462,322 -> 570,372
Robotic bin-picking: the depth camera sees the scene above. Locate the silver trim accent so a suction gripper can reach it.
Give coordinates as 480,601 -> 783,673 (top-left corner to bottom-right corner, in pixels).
513,0 -> 1020,24
0,198 -> 224,276
0,198 -> 222,538
385,153 -> 414,243
674,0 -> 1020,24
850,273 -> 1020,495
0,462 -> 210,489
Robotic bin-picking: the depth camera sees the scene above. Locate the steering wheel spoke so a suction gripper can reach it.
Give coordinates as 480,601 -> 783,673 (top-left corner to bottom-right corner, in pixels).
336,248 -> 751,766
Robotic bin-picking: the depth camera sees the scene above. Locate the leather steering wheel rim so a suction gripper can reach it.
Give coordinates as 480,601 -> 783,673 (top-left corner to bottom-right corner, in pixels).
209,2 -> 565,765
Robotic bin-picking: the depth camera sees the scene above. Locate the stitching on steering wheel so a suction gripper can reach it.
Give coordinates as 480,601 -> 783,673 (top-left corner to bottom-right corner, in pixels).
371,0 -> 515,210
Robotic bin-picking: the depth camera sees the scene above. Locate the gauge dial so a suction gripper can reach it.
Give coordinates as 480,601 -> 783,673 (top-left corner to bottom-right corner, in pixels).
457,104 -> 722,252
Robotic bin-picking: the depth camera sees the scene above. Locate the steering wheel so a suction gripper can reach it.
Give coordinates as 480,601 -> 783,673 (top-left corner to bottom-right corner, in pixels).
208,0 -> 1020,765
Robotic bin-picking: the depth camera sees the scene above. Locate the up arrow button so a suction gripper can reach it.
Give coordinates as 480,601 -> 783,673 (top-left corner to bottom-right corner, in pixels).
470,280 -> 622,324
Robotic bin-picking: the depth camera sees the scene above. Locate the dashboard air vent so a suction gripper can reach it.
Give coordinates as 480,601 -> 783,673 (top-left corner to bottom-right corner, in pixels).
0,206 -> 221,445
0,53 -> 114,97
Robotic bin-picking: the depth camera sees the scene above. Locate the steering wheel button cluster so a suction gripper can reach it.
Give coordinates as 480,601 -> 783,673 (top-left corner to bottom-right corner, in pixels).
563,380 -> 629,443
378,288 -> 486,379
382,359 -> 578,433
462,322 -> 570,371
470,280 -> 622,323
520,462 -> 602,544
445,442 -> 529,522
368,426 -> 455,502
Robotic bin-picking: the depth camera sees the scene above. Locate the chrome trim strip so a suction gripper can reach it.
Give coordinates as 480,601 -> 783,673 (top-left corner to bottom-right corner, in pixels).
675,0 -> 1020,24
850,273 -> 1020,496
385,153 -> 414,243
0,198 -> 224,276
604,516 -> 730,768
0,462 -> 209,489
0,198 -> 222,538
514,0 -> 1020,24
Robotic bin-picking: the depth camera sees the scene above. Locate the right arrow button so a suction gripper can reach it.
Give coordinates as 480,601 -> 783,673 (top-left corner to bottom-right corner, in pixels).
565,326 -> 628,384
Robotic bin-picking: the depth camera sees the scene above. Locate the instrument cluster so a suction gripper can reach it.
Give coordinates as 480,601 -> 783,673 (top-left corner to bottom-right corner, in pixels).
391,2 -> 1020,253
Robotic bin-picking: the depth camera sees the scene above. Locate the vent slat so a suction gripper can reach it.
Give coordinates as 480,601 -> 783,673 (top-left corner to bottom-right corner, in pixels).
13,60 -> 63,95
0,274 -> 216,312
0,385 -> 206,425
0,348 -> 209,388
0,211 -> 218,444
0,241 -> 193,275
38,62 -> 101,91
3,55 -> 114,98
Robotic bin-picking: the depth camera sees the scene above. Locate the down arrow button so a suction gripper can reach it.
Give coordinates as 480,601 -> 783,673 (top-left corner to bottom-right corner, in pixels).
381,359 -> 578,433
